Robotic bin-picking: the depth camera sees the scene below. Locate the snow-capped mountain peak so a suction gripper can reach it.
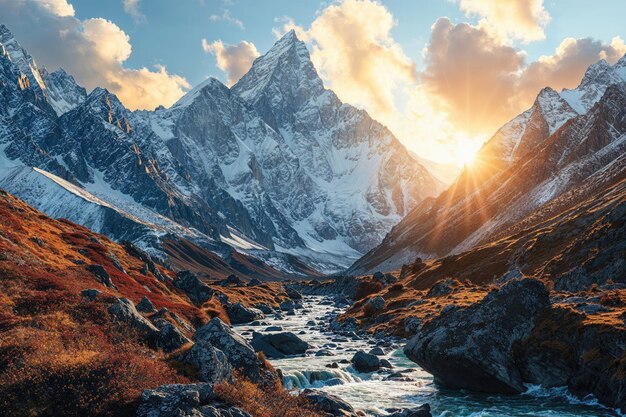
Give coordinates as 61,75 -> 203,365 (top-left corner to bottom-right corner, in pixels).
40,68 -> 86,116
561,53 -> 626,114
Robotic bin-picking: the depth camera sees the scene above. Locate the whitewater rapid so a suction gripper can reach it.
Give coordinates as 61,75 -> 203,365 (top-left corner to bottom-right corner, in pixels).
234,296 -> 619,417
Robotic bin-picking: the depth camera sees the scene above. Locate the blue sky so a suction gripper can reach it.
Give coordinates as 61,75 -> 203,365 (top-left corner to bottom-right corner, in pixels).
2,0 -> 624,163
68,0 -> 625,88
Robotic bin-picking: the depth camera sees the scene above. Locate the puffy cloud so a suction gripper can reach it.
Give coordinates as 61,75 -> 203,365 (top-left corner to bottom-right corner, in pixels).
302,0 -> 417,117
422,18 -> 525,136
0,0 -> 189,110
518,36 -> 626,103
210,10 -> 244,30
123,0 -> 146,23
202,39 -> 259,86
38,0 -> 75,17
456,0 -> 550,42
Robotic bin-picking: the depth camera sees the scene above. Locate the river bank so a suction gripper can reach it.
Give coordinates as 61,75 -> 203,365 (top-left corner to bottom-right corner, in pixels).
232,295 -> 620,417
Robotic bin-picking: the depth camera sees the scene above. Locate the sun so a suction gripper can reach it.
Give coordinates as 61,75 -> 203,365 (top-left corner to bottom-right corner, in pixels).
455,135 -> 482,167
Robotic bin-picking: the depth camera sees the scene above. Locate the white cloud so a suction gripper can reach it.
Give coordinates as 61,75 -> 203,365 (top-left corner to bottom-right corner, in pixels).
0,0 -> 188,110
209,10 -> 244,30
456,0 -> 550,42
202,39 -> 259,86
123,0 -> 146,23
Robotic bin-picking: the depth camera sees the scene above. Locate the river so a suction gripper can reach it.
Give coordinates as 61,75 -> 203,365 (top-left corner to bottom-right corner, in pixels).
235,295 -> 619,417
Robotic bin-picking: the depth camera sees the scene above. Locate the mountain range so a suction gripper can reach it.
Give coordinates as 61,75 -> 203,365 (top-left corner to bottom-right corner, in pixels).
349,54 -> 626,275
0,25 -> 443,278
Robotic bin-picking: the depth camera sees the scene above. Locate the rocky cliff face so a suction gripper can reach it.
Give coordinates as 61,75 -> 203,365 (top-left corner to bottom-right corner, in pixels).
349,54 -> 626,275
0,24 -> 441,276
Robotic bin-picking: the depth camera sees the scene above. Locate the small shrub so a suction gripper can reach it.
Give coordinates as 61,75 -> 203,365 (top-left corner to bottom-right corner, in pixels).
215,372 -> 323,417
355,280 -> 383,300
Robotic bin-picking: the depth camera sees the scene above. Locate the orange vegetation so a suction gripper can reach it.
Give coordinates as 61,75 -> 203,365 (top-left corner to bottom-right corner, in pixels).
215,372 -> 323,417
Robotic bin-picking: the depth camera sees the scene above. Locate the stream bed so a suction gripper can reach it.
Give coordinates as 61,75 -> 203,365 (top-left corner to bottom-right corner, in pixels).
235,295 -> 619,417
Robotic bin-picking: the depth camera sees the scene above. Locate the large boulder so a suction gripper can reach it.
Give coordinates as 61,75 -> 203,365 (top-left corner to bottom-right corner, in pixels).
108,298 -> 159,339
180,342 -> 233,383
404,278 -> 550,393
351,351 -> 382,373
137,383 -> 252,417
157,323 -> 191,352
193,318 -> 260,381
226,303 -> 264,325
301,389 -> 358,416
174,271 -> 214,305
250,332 -> 310,358
284,285 -> 303,300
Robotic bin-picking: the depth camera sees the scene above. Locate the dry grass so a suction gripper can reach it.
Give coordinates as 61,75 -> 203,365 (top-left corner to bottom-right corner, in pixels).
215,372 -> 323,417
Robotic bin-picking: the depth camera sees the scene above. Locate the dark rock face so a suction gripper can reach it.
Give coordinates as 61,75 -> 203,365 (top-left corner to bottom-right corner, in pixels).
137,383 -> 252,417
108,298 -> 159,339
284,285 -> 303,300
351,351 -> 382,373
179,342 -> 233,383
250,332 -> 310,358
425,277 -> 460,298
365,296 -> 386,312
87,264 -> 117,289
81,288 -> 100,301
518,306 -> 626,412
137,296 -> 156,313
404,278 -> 550,393
157,323 -> 191,352
193,318 -> 260,381
301,389 -> 357,417
174,271 -> 214,305
226,303 -> 264,325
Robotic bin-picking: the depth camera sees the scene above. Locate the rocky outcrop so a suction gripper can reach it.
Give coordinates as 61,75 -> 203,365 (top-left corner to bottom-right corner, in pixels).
108,298 -> 159,339
404,278 -> 550,393
386,404 -> 432,417
137,296 -> 156,313
157,323 -> 191,352
87,264 -> 117,289
174,271 -> 214,305
250,332 -> 310,358
179,342 -> 233,383
137,383 -> 251,417
226,303 -> 264,325
301,389 -> 358,417
193,318 -> 260,381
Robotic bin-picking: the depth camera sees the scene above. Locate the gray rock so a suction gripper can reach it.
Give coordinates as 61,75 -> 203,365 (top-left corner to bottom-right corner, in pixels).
137,383 -> 252,417
301,389 -> 357,417
247,278 -> 262,287
265,326 -> 283,332
425,277 -> 460,297
226,303 -> 264,325
404,317 -> 422,334
108,297 -> 158,338
250,332 -> 311,358
87,264 -> 117,289
386,404 -> 432,417
365,296 -> 386,312
279,300 -> 295,311
351,351 -> 381,373
81,288 -> 101,301
157,323 -> 191,352
284,285 -> 303,300
254,303 -> 274,314
405,278 -> 550,393
193,318 -> 260,381
174,271 -> 214,305
220,274 -> 244,287
180,342 -> 233,383
137,296 -> 156,313
369,347 -> 385,356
